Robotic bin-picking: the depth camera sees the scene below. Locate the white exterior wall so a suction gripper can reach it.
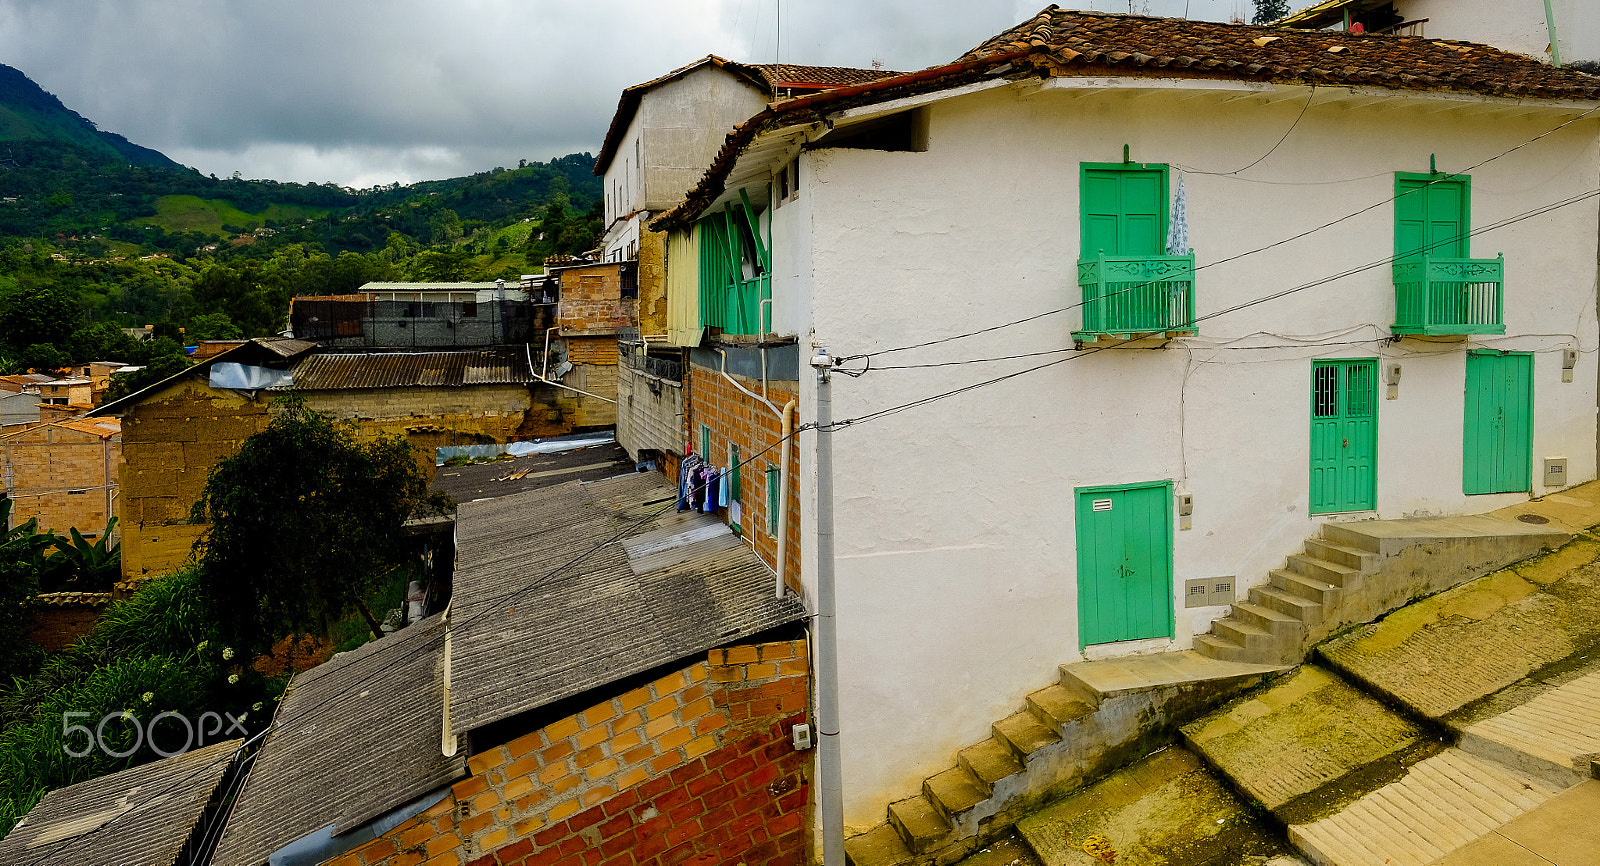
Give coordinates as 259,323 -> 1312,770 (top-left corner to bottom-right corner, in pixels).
1396,0 -> 1599,66
602,66 -> 770,262
781,81 -> 1600,827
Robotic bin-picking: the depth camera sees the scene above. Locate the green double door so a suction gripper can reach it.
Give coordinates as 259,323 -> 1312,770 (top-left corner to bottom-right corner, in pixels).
1464,351 -> 1533,494
1310,359 -> 1378,514
1076,481 -> 1173,647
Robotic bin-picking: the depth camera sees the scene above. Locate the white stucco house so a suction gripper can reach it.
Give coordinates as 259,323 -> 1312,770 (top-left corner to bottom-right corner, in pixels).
594,57 -> 900,263
650,7 -> 1600,836
1281,0 -> 1600,68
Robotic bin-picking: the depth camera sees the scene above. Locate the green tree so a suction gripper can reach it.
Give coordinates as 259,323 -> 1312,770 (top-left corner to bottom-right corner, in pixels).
189,397 -> 442,654
185,312 -> 243,341
101,352 -> 192,404
1253,0 -> 1290,24
0,285 -> 79,352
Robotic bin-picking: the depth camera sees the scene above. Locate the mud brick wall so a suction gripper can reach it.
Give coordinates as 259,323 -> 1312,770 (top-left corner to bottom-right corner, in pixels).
298,384 -> 538,476
1,427 -> 119,536
28,600 -> 109,651
636,229 -> 668,338
118,379 -> 271,582
330,639 -> 811,866
558,264 -> 638,333
684,365 -> 801,593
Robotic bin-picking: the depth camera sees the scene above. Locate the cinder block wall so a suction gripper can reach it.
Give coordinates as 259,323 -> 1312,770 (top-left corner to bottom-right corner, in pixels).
329,639 -> 811,866
685,366 -> 801,592
617,366 -> 685,462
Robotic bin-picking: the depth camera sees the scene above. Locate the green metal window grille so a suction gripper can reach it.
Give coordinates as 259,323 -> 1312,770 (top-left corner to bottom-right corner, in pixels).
766,466 -> 780,537
696,188 -> 771,335
1392,172 -> 1504,336
1074,162 -> 1195,339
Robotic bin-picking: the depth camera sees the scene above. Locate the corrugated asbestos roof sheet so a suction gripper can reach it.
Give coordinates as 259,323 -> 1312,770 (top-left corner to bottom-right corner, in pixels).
0,737 -> 240,866
283,347 -> 538,390
211,615 -> 465,866
429,442 -> 635,504
449,473 -> 806,736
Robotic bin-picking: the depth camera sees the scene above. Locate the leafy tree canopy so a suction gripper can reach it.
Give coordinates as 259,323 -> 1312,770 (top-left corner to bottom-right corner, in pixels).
189,397 -> 445,653
1253,0 -> 1290,24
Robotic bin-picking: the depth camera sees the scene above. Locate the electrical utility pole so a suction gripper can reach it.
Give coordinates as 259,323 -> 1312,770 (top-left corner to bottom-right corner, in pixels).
810,345 -> 845,865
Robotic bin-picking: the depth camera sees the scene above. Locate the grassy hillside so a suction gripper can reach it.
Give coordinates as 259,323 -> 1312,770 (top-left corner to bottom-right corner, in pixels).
135,196 -> 333,236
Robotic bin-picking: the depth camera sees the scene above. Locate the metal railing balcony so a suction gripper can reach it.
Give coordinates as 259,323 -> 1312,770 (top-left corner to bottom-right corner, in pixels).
1392,254 -> 1505,336
1072,252 -> 1197,341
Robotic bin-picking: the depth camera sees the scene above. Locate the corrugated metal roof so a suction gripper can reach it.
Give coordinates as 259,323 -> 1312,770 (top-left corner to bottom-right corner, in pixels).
0,738 -> 240,866
358,282 -> 504,293
283,347 -> 537,390
211,615 -> 464,866
448,473 -> 806,736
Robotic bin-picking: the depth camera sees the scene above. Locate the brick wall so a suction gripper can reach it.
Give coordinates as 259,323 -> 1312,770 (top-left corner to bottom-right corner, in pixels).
1,426 -> 119,536
329,639 -> 810,866
28,599 -> 110,651
558,264 -> 637,333
684,366 -> 801,593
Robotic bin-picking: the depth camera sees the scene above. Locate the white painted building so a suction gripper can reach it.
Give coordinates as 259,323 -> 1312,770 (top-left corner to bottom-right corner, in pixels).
1282,0 -> 1600,67
653,10 -> 1600,831
594,58 -> 902,264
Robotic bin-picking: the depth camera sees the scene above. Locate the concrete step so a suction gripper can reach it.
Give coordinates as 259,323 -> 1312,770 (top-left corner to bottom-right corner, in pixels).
1322,514 -> 1569,558
1251,585 -> 1324,623
1303,537 -> 1381,572
1182,665 -> 1427,815
1319,521 -> 1383,554
1025,683 -> 1096,730
957,737 -> 1023,796
844,823 -> 914,866
1229,602 -> 1307,644
887,794 -> 951,855
1287,553 -> 1362,588
923,766 -> 987,826
1456,669 -> 1600,786
993,711 -> 1061,763
1271,568 -> 1341,609
1212,617 -> 1279,653
1059,650 -> 1287,704
1193,633 -> 1254,663
1288,748 -> 1570,866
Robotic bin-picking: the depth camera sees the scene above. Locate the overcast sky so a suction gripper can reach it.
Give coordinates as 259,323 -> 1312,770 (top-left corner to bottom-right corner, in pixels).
0,0 -> 1247,187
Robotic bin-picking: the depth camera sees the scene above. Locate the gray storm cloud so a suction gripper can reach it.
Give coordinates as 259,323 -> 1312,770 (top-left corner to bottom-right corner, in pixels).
0,0 -> 1239,185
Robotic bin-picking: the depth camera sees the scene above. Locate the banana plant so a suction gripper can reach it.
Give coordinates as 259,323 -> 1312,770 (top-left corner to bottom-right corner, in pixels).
0,498 -> 57,571
46,517 -> 120,592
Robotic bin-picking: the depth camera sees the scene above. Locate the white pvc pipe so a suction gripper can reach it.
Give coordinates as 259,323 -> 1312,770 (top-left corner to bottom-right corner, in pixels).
776,399 -> 796,598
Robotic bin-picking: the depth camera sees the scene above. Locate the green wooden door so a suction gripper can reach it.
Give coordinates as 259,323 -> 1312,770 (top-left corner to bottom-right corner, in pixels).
1081,165 -> 1167,258
1076,481 -> 1173,646
1464,350 -> 1533,494
1310,359 -> 1378,514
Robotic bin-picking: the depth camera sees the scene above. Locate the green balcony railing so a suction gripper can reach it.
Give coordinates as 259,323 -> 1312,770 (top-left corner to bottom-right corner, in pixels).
1073,252 -> 1197,340
1392,255 -> 1505,336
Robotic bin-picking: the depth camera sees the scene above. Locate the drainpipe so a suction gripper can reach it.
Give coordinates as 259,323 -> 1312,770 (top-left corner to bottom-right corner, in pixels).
524,341 -> 617,405
775,399 -> 796,598
1544,0 -> 1563,66
809,345 -> 844,866
716,349 -> 781,417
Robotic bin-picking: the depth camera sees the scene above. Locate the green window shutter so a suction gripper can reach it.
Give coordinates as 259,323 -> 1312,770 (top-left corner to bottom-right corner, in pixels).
699,424 -> 711,459
766,466 -> 780,537
1080,164 -> 1168,258
729,443 -> 741,499
1395,173 -> 1469,260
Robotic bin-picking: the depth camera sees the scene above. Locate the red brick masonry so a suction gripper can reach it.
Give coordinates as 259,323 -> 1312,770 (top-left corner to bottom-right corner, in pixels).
329,639 -> 810,866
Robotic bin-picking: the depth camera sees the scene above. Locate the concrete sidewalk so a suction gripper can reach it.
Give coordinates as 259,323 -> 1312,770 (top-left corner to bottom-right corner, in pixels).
1428,776 -> 1600,866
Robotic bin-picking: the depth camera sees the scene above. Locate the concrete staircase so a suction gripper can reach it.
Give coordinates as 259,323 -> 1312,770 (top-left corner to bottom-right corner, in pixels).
843,652 -> 1285,866
1198,516 -> 1570,665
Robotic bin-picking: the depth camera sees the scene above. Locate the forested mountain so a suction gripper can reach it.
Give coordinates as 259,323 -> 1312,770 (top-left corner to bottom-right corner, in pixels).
0,63 -> 602,377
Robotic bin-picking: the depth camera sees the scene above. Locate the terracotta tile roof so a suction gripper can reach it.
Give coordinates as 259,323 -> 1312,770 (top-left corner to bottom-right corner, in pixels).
959,7 -> 1600,99
749,64 -> 904,89
654,7 -> 1600,231
31,591 -> 113,607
